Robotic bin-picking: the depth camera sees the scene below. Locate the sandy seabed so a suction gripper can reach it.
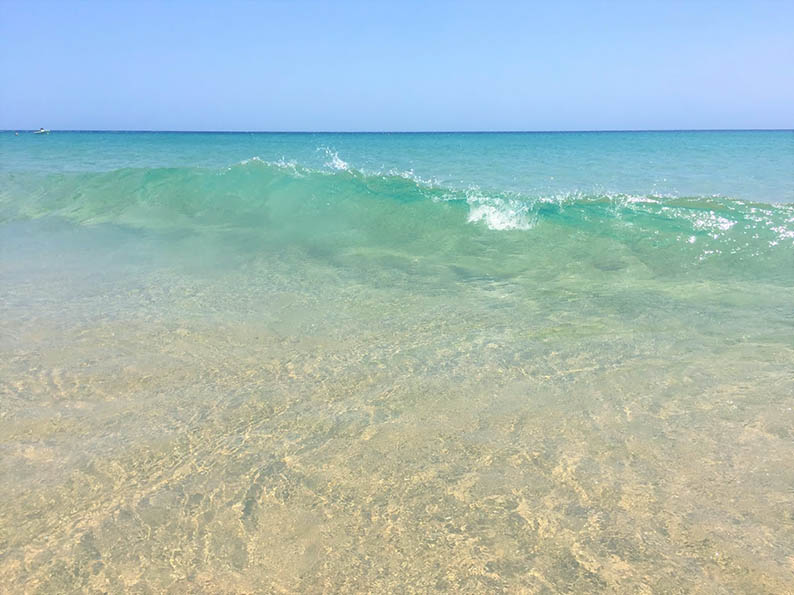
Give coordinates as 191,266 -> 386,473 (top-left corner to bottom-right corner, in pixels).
1,225 -> 793,593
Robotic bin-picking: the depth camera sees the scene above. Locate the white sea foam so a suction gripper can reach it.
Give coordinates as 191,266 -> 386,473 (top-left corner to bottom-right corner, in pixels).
690,212 -> 737,234
465,191 -> 535,231
385,167 -> 442,188
234,156 -> 304,176
320,147 -> 350,171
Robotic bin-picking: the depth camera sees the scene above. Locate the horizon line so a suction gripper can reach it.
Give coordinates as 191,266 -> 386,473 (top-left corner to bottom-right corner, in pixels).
3,128 -> 793,134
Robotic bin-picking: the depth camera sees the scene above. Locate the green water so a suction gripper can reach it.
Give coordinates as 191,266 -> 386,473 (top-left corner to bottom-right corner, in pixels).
1,131 -> 793,592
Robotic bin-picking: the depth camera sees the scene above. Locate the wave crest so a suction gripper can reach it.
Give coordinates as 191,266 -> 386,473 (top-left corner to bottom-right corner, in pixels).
1,157 -> 792,256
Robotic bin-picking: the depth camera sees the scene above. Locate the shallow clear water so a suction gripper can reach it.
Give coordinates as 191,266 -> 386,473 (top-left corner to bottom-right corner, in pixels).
1,131 -> 793,592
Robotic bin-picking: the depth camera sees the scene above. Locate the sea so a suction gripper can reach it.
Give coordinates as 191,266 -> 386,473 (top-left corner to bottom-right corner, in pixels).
1,130 -> 793,592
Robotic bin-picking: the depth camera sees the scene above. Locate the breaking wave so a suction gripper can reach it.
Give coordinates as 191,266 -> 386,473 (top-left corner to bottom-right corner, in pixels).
1,157 -> 792,269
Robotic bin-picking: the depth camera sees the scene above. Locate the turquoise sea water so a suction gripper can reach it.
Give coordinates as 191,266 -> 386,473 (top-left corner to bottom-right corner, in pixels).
1,131 -> 793,592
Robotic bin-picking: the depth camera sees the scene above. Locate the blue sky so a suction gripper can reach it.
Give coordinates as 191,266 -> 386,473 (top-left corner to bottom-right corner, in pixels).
1,0 -> 792,131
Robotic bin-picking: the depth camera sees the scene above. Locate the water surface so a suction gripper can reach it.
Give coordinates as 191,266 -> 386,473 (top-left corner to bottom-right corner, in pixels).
1,131 -> 793,592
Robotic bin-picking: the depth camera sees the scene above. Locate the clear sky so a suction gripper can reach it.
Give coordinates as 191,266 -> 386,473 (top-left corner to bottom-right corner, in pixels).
1,0 -> 792,131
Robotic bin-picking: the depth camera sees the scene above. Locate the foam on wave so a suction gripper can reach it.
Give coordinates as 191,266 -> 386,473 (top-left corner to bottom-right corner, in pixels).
1,155 -> 792,254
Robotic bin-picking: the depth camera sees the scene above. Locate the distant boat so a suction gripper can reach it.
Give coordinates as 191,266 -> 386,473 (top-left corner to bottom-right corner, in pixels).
33,128 -> 50,134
